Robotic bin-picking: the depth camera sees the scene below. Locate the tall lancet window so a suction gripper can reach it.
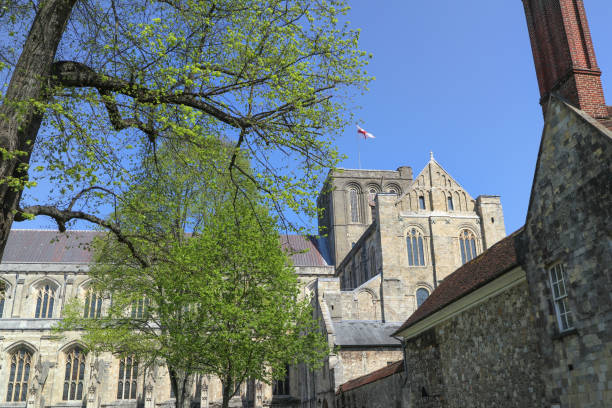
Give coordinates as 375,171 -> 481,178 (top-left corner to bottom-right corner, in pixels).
406,229 -> 425,266
117,356 -> 138,400
6,348 -> 32,402
84,291 -> 103,318
35,284 -> 55,318
63,348 -> 86,400
0,282 -> 6,318
349,187 -> 361,223
459,229 -> 478,265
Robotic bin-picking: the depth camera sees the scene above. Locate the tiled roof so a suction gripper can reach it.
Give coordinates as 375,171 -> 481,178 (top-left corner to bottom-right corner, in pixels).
1,230 -> 329,267
334,320 -> 402,347
2,230 -> 99,263
337,360 -> 404,393
281,234 -> 331,267
393,228 -> 523,336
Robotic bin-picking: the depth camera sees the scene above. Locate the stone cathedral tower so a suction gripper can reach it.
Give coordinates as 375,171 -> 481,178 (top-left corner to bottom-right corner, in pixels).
316,154 -> 506,322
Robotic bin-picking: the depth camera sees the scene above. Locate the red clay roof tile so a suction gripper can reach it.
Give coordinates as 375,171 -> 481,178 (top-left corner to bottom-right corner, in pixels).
337,360 -> 404,394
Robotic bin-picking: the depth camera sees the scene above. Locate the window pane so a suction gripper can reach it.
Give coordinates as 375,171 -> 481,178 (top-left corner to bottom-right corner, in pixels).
84,295 -> 90,318
96,297 -> 102,318
460,239 -> 466,265
16,359 -> 23,382
126,358 -> 132,379
418,237 -> 425,266
406,237 -> 413,266
117,381 -> 123,399
416,288 -> 429,307
350,190 -> 359,222
42,291 -> 48,317
47,296 -> 54,318
77,382 -> 83,400
419,196 -> 425,209
35,296 -> 41,318
448,197 -> 454,211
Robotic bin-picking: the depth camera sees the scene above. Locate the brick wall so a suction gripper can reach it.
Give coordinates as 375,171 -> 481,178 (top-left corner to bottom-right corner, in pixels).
522,0 -> 608,118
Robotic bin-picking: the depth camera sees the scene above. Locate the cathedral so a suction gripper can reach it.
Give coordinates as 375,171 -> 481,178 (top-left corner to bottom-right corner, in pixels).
1,0 -> 611,408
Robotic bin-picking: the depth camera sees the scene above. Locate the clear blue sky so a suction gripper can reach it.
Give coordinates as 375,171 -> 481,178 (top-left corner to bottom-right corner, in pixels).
334,0 -> 612,234
15,1 -> 612,235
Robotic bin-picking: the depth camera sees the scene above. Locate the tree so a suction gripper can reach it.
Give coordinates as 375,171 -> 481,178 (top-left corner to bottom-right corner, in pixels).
58,143 -> 328,408
0,0 -> 370,258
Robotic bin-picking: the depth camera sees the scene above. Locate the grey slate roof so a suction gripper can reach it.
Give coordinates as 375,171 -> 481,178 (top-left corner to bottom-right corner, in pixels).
2,230 -> 99,263
2,230 -> 329,267
333,320 -> 402,347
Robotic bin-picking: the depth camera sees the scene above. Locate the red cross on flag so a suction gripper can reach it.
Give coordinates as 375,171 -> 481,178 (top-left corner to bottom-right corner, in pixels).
356,125 -> 375,139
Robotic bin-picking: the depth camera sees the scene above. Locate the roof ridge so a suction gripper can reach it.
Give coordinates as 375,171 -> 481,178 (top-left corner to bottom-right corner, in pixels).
337,360 -> 404,394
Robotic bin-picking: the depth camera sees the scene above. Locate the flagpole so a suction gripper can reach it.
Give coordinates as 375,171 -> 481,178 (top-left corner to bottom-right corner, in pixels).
358,137 -> 362,169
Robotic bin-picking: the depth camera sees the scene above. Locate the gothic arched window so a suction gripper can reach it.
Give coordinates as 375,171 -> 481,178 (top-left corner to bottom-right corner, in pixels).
406,229 -> 425,266
35,284 -> 56,318
6,348 -> 32,402
418,195 -> 426,210
0,282 -> 6,318
83,291 -> 102,318
63,348 -> 86,400
447,196 -> 454,211
273,365 -> 290,396
459,229 -> 478,265
368,188 -> 377,202
117,356 -> 138,400
349,187 -> 361,223
369,188 -> 378,222
131,297 -> 150,319
416,288 -> 430,308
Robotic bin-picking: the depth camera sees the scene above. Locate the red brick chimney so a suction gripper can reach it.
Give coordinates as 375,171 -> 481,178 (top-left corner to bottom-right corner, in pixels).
522,0 -> 609,119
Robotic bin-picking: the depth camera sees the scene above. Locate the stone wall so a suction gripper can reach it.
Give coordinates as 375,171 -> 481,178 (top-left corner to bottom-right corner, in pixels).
317,168 -> 413,266
336,370 -> 407,408
338,277 -> 547,408
436,280 -> 546,408
521,98 -> 612,407
338,349 -> 404,385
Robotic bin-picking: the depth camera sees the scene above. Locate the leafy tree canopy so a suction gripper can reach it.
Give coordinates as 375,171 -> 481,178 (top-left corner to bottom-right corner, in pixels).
58,142 -> 328,408
0,0 -> 370,256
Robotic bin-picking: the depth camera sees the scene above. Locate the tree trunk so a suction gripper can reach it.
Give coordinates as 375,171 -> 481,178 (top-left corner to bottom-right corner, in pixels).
169,367 -> 194,408
0,0 -> 77,258
221,378 -> 232,408
221,377 -> 243,408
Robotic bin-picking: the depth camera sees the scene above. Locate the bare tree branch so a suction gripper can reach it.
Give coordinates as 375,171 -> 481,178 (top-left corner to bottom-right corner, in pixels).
15,204 -> 149,268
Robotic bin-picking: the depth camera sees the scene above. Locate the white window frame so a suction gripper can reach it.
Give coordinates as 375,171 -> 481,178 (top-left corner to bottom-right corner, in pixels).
548,263 -> 574,332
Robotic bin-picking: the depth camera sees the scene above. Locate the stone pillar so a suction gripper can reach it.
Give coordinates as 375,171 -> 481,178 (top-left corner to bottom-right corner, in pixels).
200,376 -> 209,408
254,380 -> 264,408
85,357 -> 105,408
13,276 -> 25,317
144,367 -> 156,408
